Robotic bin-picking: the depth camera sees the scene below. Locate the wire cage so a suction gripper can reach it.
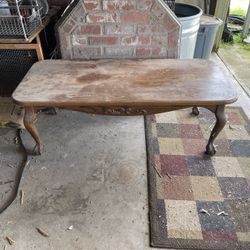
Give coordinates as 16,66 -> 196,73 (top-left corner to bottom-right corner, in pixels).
163,0 -> 175,12
0,0 -> 48,40
0,49 -> 38,96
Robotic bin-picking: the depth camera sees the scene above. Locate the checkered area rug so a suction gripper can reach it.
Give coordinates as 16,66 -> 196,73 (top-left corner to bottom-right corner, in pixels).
145,107 -> 250,249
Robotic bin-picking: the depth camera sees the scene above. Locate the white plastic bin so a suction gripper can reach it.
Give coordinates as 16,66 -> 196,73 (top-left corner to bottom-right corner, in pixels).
175,3 -> 203,59
194,15 -> 223,59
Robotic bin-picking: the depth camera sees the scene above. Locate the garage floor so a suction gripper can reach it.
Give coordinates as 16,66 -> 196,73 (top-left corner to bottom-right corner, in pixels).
219,45 -> 250,97
0,53 -> 249,250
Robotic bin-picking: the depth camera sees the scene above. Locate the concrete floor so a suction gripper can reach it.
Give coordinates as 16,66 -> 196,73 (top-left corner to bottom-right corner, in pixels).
0,53 -> 250,250
219,46 -> 250,98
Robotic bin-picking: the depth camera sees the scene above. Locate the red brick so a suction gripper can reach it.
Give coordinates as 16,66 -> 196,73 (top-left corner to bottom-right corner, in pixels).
137,25 -> 149,34
71,35 -> 87,46
167,49 -> 178,59
104,47 -> 134,57
88,36 -> 118,45
168,30 -> 179,49
136,48 -> 151,57
80,25 -> 101,35
139,36 -> 151,45
151,1 -> 165,18
72,47 -> 102,59
152,47 -> 167,57
151,36 -> 167,46
103,0 -> 135,11
121,1 -> 135,11
121,36 -> 151,46
151,25 -> 168,34
138,24 -> 168,34
84,1 -> 99,11
59,34 -> 69,49
121,12 -> 150,23
62,18 -> 76,33
57,0 -> 181,60
162,13 -> 179,31
137,0 -> 154,10
86,13 -> 118,23
104,24 -> 134,35
71,3 -> 86,20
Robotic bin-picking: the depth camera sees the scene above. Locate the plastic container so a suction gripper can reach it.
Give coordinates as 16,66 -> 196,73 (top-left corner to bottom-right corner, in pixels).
174,3 -> 203,59
194,15 -> 223,59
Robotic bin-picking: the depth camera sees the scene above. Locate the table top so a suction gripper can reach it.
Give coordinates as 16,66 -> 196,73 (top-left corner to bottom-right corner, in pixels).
12,59 -> 238,107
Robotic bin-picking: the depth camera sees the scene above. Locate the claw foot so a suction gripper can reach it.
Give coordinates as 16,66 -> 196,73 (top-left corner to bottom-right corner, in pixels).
206,143 -> 216,156
192,107 -> 199,116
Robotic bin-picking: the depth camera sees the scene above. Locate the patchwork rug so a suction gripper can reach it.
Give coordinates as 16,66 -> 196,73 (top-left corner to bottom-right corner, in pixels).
145,107 -> 250,249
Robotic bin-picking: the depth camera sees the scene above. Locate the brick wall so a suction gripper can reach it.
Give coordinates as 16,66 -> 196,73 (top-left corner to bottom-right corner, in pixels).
57,0 -> 181,60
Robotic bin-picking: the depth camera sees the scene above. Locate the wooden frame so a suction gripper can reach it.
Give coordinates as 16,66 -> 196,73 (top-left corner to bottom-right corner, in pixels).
22,104 -> 227,156
0,8 -> 59,61
213,0 -> 231,51
0,35 -> 44,61
12,59 -> 238,157
242,0 -> 250,38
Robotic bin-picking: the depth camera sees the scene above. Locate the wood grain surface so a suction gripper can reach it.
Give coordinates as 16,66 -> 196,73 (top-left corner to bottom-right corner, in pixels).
12,59 -> 238,107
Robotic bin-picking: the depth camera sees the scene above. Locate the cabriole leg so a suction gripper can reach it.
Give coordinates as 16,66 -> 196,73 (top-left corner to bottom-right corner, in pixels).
24,107 -> 41,155
206,105 -> 226,156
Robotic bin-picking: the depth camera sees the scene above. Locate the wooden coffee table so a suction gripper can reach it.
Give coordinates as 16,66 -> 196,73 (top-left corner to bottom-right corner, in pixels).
12,59 -> 238,155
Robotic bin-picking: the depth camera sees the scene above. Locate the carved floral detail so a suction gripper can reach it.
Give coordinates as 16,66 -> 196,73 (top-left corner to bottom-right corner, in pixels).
77,106 -> 148,115
103,107 -> 147,115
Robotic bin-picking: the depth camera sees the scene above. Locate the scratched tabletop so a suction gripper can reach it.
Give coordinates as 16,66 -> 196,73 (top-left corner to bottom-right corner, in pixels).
13,59 -> 237,107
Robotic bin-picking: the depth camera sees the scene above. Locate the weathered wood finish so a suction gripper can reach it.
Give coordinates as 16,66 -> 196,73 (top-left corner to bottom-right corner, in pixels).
24,107 -> 41,155
12,59 -> 238,155
13,59 -> 237,107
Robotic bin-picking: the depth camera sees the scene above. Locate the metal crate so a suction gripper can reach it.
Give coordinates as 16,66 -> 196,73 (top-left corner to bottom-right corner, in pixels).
0,49 -> 38,96
0,0 -> 48,40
